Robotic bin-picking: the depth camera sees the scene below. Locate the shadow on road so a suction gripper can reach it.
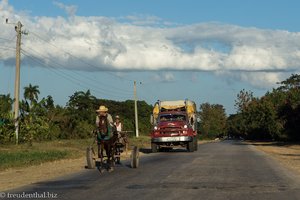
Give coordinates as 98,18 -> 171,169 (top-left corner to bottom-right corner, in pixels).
139,148 -> 152,154
242,140 -> 300,147
139,147 -> 189,154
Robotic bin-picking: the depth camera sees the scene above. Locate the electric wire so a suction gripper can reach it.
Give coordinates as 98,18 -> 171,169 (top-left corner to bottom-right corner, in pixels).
29,31 -> 134,82
21,49 -> 133,99
0,36 -> 16,42
25,32 -> 133,93
0,46 -> 15,60
21,44 -> 133,96
21,50 -> 132,99
0,46 -> 15,51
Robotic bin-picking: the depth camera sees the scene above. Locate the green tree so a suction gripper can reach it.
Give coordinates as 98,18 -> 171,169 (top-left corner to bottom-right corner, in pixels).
232,89 -> 256,137
0,94 -> 14,143
275,74 -> 300,140
234,89 -> 254,113
243,97 -> 281,140
67,90 -> 96,121
65,90 -> 97,138
226,113 -> 244,138
229,74 -> 300,141
0,94 -> 13,119
24,84 -> 40,106
199,103 -> 227,139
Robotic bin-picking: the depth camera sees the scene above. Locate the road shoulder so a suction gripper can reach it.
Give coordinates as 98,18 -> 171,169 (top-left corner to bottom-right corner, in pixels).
247,141 -> 300,177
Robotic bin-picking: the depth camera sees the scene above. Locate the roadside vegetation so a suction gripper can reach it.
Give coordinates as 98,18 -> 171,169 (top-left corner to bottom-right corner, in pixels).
0,87 -> 153,144
0,74 -> 299,170
227,74 -> 300,141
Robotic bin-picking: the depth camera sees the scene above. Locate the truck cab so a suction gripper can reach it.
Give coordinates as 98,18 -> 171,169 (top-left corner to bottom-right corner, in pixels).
150,100 -> 198,152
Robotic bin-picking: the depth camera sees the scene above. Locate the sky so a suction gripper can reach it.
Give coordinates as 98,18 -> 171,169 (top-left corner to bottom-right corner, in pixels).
1,0 -> 300,115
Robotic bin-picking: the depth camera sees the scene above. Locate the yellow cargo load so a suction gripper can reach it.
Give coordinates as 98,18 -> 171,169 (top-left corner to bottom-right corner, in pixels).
153,100 -> 196,119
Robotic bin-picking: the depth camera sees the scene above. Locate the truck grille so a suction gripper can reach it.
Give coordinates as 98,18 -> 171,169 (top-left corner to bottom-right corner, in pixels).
159,127 -> 183,134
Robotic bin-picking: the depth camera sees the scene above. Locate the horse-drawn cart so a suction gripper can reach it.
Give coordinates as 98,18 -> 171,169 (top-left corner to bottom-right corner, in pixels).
86,130 -> 139,172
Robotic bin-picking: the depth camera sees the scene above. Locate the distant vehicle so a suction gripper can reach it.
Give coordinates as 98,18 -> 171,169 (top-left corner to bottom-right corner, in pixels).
150,100 -> 198,152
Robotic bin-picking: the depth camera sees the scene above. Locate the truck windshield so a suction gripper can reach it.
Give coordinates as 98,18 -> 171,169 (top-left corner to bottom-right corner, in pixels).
159,114 -> 186,122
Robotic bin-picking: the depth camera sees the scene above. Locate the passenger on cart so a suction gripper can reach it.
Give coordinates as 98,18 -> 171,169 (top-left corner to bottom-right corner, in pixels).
114,115 -> 128,151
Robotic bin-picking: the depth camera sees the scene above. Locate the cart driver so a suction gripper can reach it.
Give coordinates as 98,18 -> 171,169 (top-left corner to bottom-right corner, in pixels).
95,105 -> 114,157
95,105 -> 114,136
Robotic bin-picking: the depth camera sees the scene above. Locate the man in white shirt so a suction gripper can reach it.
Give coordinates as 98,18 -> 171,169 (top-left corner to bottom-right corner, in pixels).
114,115 -> 123,132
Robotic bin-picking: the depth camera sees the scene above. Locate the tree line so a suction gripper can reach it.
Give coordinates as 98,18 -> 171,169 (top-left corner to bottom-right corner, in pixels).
1,73 -> 299,144
0,86 -> 153,144
199,74 -> 300,141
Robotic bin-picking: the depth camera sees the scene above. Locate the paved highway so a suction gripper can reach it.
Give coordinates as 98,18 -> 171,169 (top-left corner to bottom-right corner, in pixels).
5,140 -> 300,200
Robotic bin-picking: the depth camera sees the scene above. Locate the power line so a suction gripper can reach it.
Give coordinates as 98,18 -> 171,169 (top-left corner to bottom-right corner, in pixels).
0,36 -> 16,42
24,32 -> 133,93
21,44 -> 133,96
0,46 -> 15,59
21,49 -> 133,99
0,46 -> 15,50
29,31 -> 134,82
21,49 -> 131,99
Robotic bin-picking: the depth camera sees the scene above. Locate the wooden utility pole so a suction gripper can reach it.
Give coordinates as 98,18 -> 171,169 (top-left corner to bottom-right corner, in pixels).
134,81 -> 139,137
13,21 -> 22,145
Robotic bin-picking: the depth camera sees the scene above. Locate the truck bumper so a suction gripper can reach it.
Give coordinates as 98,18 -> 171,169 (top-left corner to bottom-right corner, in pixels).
151,136 -> 193,143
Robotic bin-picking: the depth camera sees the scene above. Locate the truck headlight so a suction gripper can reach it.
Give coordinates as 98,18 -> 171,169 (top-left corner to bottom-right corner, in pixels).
154,126 -> 158,130
184,125 -> 188,129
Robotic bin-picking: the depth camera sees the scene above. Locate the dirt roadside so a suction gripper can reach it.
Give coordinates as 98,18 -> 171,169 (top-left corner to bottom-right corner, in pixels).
4,140 -> 297,192
247,141 -> 300,176
0,157 -> 86,191
0,151 -> 137,192
1,141 -> 216,191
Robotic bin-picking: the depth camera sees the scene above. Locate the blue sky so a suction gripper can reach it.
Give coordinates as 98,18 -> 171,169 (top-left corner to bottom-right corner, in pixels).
1,0 -> 300,114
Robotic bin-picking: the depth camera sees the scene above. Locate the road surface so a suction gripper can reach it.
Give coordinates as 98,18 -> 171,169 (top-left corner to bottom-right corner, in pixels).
4,140 -> 300,200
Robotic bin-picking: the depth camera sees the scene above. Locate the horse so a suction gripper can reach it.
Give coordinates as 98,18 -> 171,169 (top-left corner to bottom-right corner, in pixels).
96,115 -> 118,172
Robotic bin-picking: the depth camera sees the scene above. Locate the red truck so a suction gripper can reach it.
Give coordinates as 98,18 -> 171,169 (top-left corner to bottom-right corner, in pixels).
150,100 -> 198,152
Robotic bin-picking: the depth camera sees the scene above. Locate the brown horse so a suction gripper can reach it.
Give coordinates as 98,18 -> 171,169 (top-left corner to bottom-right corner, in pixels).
96,115 -> 118,172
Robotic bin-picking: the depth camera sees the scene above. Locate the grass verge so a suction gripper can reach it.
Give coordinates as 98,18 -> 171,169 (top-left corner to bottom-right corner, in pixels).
0,138 -> 91,171
0,150 -> 69,171
0,135 -> 151,171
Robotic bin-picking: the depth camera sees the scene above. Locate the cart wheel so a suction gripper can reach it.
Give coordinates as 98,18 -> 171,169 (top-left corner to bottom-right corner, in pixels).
86,146 -> 95,169
130,146 -> 139,168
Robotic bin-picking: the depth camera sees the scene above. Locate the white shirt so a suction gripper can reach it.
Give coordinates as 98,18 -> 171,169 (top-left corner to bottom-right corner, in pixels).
114,122 -> 122,132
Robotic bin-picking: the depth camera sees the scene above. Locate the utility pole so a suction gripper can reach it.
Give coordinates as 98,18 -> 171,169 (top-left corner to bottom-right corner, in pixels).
14,21 -> 22,145
6,19 -> 27,145
134,81 -> 139,137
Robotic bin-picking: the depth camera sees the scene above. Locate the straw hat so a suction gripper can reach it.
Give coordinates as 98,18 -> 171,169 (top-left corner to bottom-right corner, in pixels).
115,115 -> 120,119
96,105 -> 108,112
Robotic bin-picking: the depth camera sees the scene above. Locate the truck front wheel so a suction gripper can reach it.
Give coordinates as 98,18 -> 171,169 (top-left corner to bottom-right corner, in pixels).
151,142 -> 158,153
187,139 -> 194,152
194,137 -> 198,151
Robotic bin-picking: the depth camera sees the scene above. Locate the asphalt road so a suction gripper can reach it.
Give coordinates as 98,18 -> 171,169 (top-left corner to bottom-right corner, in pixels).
4,140 -> 300,200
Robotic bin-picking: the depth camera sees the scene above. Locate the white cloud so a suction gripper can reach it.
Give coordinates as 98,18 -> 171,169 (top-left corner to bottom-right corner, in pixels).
53,1 -> 77,16
121,15 -> 163,26
152,72 -> 175,82
1,1 -> 300,88
215,71 -> 287,89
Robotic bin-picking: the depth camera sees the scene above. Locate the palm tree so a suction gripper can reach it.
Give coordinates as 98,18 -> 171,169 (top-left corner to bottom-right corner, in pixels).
0,94 -> 13,119
24,84 -> 40,106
